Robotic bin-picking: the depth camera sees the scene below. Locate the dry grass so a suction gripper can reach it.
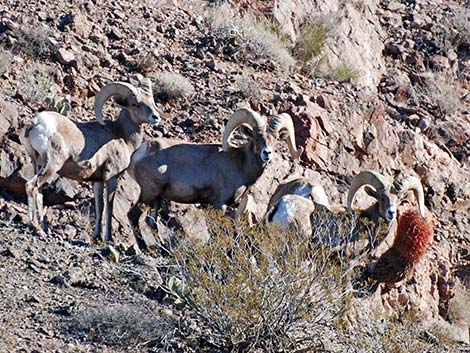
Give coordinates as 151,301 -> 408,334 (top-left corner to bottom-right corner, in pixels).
154,71 -> 195,101
415,71 -> 460,117
207,3 -> 295,70
66,303 -> 174,349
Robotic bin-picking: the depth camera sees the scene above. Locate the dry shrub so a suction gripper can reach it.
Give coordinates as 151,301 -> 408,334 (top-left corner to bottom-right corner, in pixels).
415,71 -> 460,117
207,3 -> 295,70
16,65 -> 55,105
134,52 -> 158,74
168,209 -> 367,352
236,73 -> 262,99
154,71 -> 195,101
66,303 -> 174,349
393,209 -> 433,264
336,308 -> 458,353
13,24 -> 57,60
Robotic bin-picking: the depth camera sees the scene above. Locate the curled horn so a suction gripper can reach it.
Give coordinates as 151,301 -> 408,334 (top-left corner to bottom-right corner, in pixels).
392,176 -> 426,218
94,82 -> 138,125
268,113 -> 303,160
222,108 -> 265,151
347,170 -> 389,210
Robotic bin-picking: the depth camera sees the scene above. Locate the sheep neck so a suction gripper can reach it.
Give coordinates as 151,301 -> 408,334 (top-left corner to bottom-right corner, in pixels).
113,110 -> 143,150
240,142 -> 265,185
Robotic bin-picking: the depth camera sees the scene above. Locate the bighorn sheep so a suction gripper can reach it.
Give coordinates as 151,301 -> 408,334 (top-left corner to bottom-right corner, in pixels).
265,177 -> 330,235
20,76 -> 160,240
127,108 -> 302,227
347,170 -> 425,224
346,170 -> 426,257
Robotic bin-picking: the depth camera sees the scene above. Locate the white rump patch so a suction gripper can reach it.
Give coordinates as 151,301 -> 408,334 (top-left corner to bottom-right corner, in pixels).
270,196 -> 298,226
29,112 -> 58,156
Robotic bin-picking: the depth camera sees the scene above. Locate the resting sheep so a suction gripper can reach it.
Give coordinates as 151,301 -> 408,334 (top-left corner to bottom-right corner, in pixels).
265,177 -> 330,235
126,108 -> 302,229
347,170 -> 425,223
20,76 -> 160,240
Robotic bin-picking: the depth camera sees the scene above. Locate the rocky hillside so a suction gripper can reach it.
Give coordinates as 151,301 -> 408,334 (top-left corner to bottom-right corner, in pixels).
0,0 -> 469,351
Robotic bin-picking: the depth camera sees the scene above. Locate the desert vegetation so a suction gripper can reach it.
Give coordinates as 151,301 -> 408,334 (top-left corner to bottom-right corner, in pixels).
0,0 -> 468,352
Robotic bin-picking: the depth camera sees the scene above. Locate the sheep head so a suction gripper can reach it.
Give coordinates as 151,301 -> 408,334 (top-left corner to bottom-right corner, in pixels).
347,170 -> 425,223
94,75 -> 160,127
222,108 -> 302,164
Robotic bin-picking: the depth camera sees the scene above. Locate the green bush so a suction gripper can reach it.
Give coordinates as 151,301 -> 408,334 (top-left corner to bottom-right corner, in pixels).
330,64 -> 359,83
295,22 -> 328,62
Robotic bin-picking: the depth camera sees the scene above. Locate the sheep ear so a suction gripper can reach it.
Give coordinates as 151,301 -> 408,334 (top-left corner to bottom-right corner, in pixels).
364,186 -> 377,199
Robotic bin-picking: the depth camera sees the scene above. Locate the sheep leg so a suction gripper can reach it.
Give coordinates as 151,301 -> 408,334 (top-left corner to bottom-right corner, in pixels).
102,176 -> 119,243
26,156 -> 62,233
93,181 -> 104,240
148,198 -> 161,227
25,175 -> 39,229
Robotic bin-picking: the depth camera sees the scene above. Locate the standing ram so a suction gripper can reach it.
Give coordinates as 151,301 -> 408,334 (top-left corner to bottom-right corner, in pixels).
20,76 -> 160,241
126,108 -> 302,231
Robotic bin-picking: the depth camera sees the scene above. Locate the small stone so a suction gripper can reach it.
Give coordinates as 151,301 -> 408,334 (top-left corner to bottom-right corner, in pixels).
446,50 -> 457,62
50,274 -> 67,286
58,13 -> 74,31
204,59 -> 217,70
417,116 -> 431,131
316,94 -> 333,111
2,246 -> 20,258
56,48 -> 76,66
388,1 -> 406,12
62,224 -> 77,239
100,245 -> 120,263
430,55 -> 450,71
64,267 -> 86,286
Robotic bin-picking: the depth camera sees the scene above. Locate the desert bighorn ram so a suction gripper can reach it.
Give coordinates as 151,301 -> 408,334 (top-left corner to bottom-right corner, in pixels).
346,170 -> 426,258
127,108 -> 302,228
347,170 -> 425,224
20,76 -> 160,240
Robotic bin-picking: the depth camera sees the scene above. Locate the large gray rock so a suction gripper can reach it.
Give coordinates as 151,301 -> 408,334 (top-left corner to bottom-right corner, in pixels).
0,100 -> 18,142
273,0 -> 386,90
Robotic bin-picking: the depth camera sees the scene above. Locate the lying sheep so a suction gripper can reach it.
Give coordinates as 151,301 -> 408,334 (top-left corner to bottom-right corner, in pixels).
265,177 -> 330,235
20,76 -> 160,240
126,108 -> 302,231
345,169 -> 426,257
347,170 -> 426,223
